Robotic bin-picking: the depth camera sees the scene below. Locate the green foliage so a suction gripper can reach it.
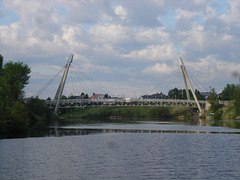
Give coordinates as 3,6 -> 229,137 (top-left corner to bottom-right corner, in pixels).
233,86 -> 240,116
149,107 -> 170,118
84,94 -> 89,99
0,55 -> 56,138
168,88 -> 204,100
195,89 -> 205,100
26,98 -> 58,128
2,61 -> 31,102
168,88 -> 185,99
213,108 -> 223,120
0,54 -> 3,69
207,88 -> 222,112
61,95 -> 68,99
63,106 -> 193,120
221,84 -> 238,100
9,102 -> 30,136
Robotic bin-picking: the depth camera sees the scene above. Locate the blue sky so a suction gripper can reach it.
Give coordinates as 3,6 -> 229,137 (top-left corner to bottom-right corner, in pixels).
1,0 -> 240,99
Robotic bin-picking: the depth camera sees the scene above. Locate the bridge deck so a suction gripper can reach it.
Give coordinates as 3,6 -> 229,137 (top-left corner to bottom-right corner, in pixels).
45,99 -> 206,110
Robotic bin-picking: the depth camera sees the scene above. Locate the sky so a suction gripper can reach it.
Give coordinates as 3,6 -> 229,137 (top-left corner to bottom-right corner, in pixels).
1,0 -> 240,99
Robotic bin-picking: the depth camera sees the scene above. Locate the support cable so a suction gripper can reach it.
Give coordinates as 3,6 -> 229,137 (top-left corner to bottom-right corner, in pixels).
187,70 -> 208,92
71,65 -> 112,95
35,67 -> 64,97
71,67 -> 92,95
142,68 -> 179,96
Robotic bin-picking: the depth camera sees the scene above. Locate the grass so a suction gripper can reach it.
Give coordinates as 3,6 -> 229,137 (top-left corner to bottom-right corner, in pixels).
61,106 -> 195,122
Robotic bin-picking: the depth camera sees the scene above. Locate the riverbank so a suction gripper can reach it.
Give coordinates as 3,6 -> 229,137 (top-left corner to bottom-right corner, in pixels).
60,105 -> 240,129
204,103 -> 240,129
61,106 -> 198,122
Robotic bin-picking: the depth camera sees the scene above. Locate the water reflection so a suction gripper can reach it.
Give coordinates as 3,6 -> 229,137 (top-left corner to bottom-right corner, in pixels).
49,119 -> 240,137
1,130 -> 240,179
1,120 -> 240,179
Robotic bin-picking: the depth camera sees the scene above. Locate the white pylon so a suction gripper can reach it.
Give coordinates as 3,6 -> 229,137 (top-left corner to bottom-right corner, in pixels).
54,54 -> 74,115
178,57 -> 202,113
179,58 -> 191,100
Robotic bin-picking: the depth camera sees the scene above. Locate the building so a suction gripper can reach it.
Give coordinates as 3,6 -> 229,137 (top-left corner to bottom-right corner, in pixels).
200,92 -> 210,100
140,93 -> 168,99
89,94 -> 105,99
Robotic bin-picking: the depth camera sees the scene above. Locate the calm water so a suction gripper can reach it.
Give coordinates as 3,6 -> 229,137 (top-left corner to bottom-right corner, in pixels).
1,121 -> 240,180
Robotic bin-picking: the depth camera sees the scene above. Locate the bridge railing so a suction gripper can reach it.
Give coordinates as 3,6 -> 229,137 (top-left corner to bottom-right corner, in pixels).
45,98 -> 206,109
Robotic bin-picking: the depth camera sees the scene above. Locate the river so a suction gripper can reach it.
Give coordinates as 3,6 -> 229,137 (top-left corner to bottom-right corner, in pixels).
1,120 -> 240,179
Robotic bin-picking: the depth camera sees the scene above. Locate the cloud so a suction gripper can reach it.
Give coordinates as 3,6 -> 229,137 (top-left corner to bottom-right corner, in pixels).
119,0 -> 166,26
89,24 -> 130,44
59,0 -> 114,23
176,9 -> 198,20
143,63 -> 177,75
135,27 -> 170,43
114,5 -> 128,20
220,0 -> 240,25
1,0 -> 240,98
186,56 -> 240,82
123,44 -> 176,61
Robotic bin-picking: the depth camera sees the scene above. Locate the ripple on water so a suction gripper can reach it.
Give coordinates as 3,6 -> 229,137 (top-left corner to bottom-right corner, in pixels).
0,125 -> 240,179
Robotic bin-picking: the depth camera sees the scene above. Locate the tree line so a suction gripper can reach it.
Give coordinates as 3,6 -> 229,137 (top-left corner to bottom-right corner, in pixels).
168,88 -> 205,100
0,55 -> 57,138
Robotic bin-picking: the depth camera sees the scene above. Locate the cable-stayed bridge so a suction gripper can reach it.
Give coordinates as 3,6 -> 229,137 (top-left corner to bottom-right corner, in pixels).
46,98 -> 206,110
41,54 -> 207,115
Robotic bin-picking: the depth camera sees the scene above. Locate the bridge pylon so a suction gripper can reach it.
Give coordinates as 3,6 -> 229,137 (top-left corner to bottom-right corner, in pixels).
178,57 -> 202,113
54,54 -> 74,115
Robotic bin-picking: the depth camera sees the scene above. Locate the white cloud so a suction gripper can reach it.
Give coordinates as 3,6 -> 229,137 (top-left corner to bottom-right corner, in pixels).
186,56 -> 240,82
61,25 -> 88,51
176,9 -> 198,20
135,27 -> 170,43
1,0 -> 240,98
181,24 -> 206,50
89,24 -> 130,43
59,0 -> 114,23
204,6 -> 216,20
114,5 -> 128,20
123,44 -> 176,61
143,63 -> 177,75
220,0 -> 240,25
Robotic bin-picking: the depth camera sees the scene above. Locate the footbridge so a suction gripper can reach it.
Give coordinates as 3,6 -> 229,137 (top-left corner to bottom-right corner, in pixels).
46,98 -> 206,110
40,54 -> 208,114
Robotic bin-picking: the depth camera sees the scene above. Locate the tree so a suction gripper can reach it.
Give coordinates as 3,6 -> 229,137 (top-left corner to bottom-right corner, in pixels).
3,61 -> 31,102
207,88 -> 221,112
168,88 -> 204,100
84,94 -> 89,99
61,95 -> 68,99
195,89 -> 205,100
221,84 -> 237,100
0,54 -> 3,69
25,98 -> 57,128
0,58 -> 31,137
233,86 -> 240,116
9,101 -> 30,136
168,88 -> 182,99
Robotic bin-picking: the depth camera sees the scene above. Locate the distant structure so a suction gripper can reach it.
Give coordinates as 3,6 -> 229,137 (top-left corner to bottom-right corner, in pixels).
200,92 -> 210,99
140,93 -> 167,99
89,94 -> 105,99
